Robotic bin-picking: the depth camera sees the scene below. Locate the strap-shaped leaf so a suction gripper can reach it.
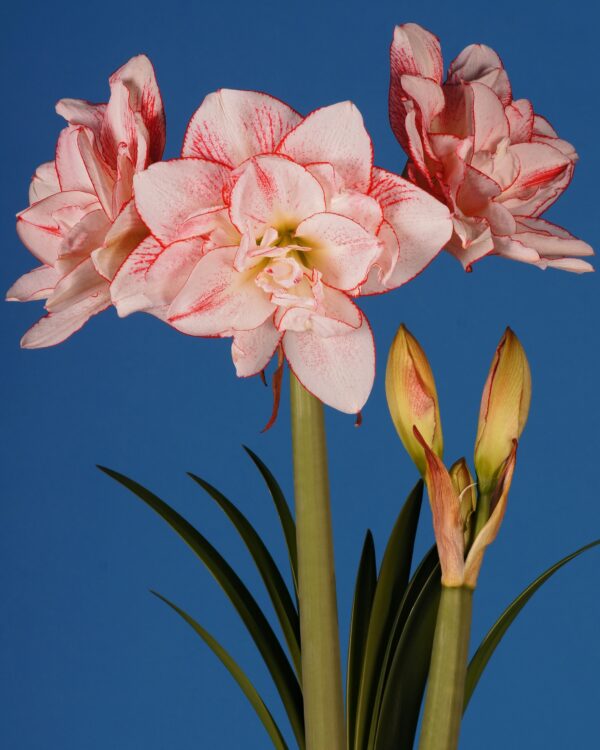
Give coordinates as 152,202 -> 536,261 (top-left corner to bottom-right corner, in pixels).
464,538 -> 600,710
98,466 -> 305,749
243,446 -> 299,600
367,544 -> 439,747
188,472 -> 301,678
373,563 -> 441,750
347,531 -> 377,749
152,591 -> 289,750
353,481 -> 424,749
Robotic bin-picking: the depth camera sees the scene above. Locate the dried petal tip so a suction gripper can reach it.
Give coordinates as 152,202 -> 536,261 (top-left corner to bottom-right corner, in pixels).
474,328 -> 530,492
385,324 -> 443,474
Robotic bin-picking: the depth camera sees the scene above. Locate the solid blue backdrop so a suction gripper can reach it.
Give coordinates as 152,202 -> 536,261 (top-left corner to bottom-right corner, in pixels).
1,1 -> 598,747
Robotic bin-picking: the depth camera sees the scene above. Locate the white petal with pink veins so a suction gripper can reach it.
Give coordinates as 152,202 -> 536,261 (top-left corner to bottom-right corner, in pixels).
505,99 -> 534,143
278,102 -> 373,192
448,44 -> 511,105
470,81 -> 509,152
168,246 -> 275,336
29,162 -> 60,204
283,313 -> 375,413
20,290 -> 111,349
77,129 -> 116,218
92,200 -> 149,281
512,217 -> 594,265
183,89 -> 302,166
56,126 -> 95,193
295,212 -> 381,291
17,191 -> 100,265
229,155 -> 325,236
390,24 -> 443,82
6,265 -> 62,302
369,168 -> 452,289
112,236 -> 204,316
134,158 -> 231,244
276,284 -> 361,336
400,75 -> 445,130
232,318 -> 282,377
46,257 -> 107,313
56,98 -> 106,133
110,54 -> 166,164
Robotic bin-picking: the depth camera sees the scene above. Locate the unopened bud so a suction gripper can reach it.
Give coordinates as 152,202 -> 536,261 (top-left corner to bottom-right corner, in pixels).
474,328 -> 531,493
386,325 -> 443,475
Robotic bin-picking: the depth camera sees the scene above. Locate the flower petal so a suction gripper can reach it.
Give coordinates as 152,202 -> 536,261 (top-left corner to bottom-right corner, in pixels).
283,312 -> 375,413
168,246 -> 275,335
505,99 -> 534,143
6,265 -> 61,302
368,168 -> 452,289
20,291 -> 110,349
390,23 -> 443,81
278,102 -> 373,192
17,191 -> 100,265
46,258 -> 106,313
501,142 -> 572,215
110,54 -> 166,164
111,235 -> 203,316
134,158 -> 231,244
511,216 -> 594,269
232,318 -> 282,377
29,162 -> 60,204
92,200 -> 148,281
183,89 -> 302,166
447,44 -> 511,106
55,126 -> 94,193
229,154 -> 325,236
295,212 -> 381,290
470,81 -> 509,152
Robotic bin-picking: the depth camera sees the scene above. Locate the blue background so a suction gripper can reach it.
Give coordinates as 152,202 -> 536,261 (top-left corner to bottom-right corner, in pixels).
1,1 -> 598,747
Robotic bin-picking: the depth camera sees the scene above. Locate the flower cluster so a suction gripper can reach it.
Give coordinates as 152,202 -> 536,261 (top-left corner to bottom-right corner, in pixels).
390,23 -> 594,272
8,24 -> 593,414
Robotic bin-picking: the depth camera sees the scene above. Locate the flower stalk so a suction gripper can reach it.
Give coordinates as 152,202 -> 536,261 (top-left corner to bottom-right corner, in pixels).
290,373 -> 346,750
418,586 -> 473,750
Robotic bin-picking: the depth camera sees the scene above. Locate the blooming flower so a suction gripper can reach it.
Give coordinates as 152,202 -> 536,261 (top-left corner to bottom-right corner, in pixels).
389,23 -> 594,273
7,55 -> 166,347
113,89 -> 452,413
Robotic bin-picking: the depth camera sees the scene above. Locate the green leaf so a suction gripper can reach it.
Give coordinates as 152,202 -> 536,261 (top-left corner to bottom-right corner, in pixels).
353,481 -> 424,750
464,538 -> 600,710
98,466 -> 305,750
367,544 -> 439,748
346,531 -> 377,749
373,562 -> 441,750
152,591 -> 289,750
187,471 -> 301,678
243,446 -> 299,600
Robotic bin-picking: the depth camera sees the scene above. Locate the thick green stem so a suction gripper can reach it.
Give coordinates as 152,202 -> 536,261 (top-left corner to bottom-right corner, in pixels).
418,586 -> 473,750
290,374 -> 346,750
473,489 -> 492,540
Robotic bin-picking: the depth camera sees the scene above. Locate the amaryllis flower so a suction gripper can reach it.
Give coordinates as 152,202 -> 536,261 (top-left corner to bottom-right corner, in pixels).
7,55 -> 166,347
112,90 -> 452,413
389,23 -> 594,272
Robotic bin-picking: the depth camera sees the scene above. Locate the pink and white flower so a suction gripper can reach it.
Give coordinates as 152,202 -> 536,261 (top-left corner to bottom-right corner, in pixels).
389,23 -> 594,272
113,90 -> 452,413
7,55 -> 166,347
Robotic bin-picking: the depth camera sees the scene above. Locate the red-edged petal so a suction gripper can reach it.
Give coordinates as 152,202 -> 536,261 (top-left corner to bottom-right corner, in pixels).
390,23 -> 443,81
111,235 -> 204,316
55,98 -> 106,134
29,162 -> 60,204
399,74 -> 445,130
17,191 -> 100,264
229,155 -> 325,236
20,290 -> 110,349
232,318 -> 282,377
470,81 -> 509,152
278,102 -> 373,192
46,257 -> 105,313
505,99 -> 534,143
283,312 -> 375,413
110,54 -> 165,164
501,142 -> 572,216
369,168 -> 452,289
448,44 -> 511,105
55,126 -> 94,193
134,158 -> 231,244
6,265 -> 61,302
183,89 -> 301,166
295,212 -> 381,290
168,246 -> 275,335
92,200 -> 148,282
509,216 -> 594,271
276,284 -> 362,336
